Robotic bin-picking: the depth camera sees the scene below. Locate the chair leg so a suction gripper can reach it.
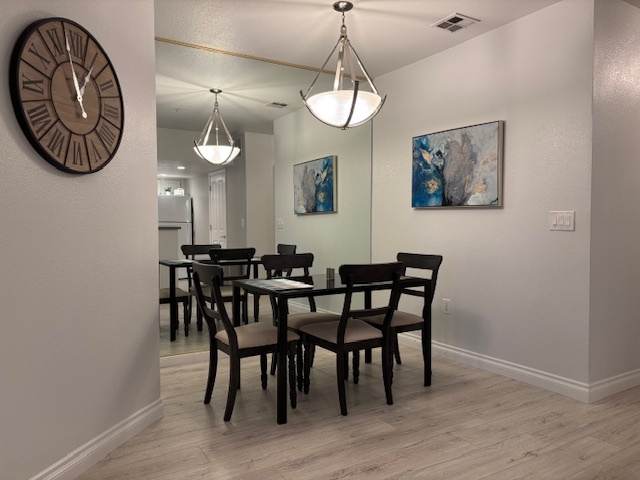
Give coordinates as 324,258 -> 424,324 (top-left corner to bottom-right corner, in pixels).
224,356 -> 241,421
352,350 -> 360,384
242,295 -> 249,325
260,354 -> 268,389
364,348 -> 372,364
303,337 -> 312,394
343,352 -> 349,380
422,321 -> 431,387
254,294 -> 260,322
186,297 -> 193,331
270,352 -> 277,376
337,350 -> 348,416
288,345 -> 297,409
196,305 -> 203,332
382,342 -> 394,406
309,343 -> 316,367
393,330 -> 402,364
296,341 -> 304,391
183,300 -> 190,337
204,347 -> 218,404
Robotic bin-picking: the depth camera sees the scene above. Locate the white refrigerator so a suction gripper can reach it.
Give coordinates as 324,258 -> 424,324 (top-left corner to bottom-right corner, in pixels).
158,195 -> 193,261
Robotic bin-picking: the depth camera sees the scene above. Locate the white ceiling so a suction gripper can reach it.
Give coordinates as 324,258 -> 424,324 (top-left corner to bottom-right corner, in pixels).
154,0 -> 567,177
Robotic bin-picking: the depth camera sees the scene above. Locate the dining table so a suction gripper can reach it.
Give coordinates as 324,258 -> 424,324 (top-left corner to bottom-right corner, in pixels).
231,273 -> 431,424
159,256 -> 263,341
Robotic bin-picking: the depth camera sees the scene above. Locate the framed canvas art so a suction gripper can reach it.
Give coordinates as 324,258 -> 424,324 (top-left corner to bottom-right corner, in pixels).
293,155 -> 336,214
412,121 -> 504,208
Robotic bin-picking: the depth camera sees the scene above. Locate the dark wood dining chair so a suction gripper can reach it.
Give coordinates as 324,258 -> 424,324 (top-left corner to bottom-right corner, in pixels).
276,243 -> 297,273
250,243 -> 298,322
299,262 -> 403,416
159,287 -> 190,337
192,262 -> 299,421
208,247 -> 256,325
180,244 -> 221,335
261,253 -> 339,390
360,253 -> 443,386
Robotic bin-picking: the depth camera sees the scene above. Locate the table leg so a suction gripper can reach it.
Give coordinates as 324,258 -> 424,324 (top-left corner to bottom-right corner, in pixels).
254,294 -> 260,322
169,266 -> 177,342
364,290 -> 372,363
252,263 -> 260,322
424,308 -> 432,386
277,297 -> 288,424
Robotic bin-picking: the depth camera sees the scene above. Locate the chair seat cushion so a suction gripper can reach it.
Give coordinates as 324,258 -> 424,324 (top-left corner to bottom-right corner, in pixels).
214,322 -> 299,350
363,310 -> 423,328
159,287 -> 190,300
219,284 -> 234,299
299,319 -> 383,344
287,312 -> 340,330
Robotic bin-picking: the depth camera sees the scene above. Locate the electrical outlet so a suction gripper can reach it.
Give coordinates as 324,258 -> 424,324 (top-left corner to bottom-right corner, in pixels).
549,211 -> 575,231
442,298 -> 451,315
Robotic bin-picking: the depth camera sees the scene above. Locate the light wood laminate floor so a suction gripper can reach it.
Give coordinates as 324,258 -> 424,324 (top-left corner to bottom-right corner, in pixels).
78,344 -> 640,479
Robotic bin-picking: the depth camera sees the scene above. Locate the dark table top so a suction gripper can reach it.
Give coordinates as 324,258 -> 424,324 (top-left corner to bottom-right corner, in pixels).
159,257 -> 262,267
233,274 -> 429,298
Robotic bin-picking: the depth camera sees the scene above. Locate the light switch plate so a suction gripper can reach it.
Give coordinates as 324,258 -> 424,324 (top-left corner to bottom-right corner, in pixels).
549,211 -> 575,231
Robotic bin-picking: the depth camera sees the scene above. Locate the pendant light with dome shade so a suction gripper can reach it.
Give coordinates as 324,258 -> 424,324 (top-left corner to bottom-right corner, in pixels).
300,1 -> 385,129
193,88 -> 240,165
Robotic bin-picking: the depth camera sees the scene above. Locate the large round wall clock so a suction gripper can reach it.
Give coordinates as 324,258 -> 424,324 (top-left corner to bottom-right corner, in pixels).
9,18 -> 124,174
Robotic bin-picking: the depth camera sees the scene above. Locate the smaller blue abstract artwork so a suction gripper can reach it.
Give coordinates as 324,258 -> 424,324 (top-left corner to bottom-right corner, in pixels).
412,121 -> 504,208
293,155 -> 336,214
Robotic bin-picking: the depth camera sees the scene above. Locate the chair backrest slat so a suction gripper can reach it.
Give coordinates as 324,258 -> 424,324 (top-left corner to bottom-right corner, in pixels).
276,243 -> 297,255
262,253 -> 313,277
338,262 -> 404,285
181,244 -> 221,259
208,247 -> 256,282
192,262 -> 237,346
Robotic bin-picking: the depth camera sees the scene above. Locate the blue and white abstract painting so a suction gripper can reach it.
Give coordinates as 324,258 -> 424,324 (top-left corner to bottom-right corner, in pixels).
293,155 -> 336,214
412,121 -> 503,208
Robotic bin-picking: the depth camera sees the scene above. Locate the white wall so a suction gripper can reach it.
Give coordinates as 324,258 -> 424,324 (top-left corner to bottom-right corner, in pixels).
274,107 -> 371,312
245,132 -> 275,257
0,2 -> 161,479
590,0 -> 640,383
372,0 -> 595,391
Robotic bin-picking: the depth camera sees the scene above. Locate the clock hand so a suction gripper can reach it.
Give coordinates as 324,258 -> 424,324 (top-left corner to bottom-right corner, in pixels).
80,66 -> 93,96
65,29 -> 87,119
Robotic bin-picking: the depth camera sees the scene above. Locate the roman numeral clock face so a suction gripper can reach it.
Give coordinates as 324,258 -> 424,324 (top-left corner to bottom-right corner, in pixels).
10,18 -> 124,174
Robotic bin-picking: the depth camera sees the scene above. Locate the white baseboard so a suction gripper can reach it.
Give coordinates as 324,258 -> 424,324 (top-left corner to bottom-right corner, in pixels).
31,398 -> 164,480
587,368 -> 640,402
400,333 -> 640,403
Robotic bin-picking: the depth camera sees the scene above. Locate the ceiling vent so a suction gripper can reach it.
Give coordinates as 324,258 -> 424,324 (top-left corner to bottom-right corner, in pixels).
431,13 -> 480,33
265,101 -> 288,109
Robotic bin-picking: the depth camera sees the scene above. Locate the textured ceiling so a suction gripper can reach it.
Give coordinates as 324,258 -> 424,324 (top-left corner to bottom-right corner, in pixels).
154,0 -> 564,177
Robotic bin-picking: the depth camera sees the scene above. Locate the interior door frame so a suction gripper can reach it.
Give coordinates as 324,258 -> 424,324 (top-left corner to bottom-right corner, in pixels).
208,170 -> 227,247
